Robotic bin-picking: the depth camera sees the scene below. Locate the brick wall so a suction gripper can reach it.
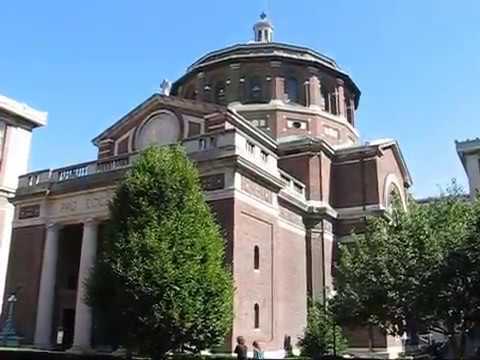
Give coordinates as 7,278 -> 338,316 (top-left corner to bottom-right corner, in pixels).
3,225 -> 46,344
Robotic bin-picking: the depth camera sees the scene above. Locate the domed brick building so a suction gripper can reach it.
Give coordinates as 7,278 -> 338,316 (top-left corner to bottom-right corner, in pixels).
4,14 -> 411,357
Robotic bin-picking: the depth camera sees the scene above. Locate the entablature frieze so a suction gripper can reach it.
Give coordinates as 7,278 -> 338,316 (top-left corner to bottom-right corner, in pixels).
13,187 -> 114,228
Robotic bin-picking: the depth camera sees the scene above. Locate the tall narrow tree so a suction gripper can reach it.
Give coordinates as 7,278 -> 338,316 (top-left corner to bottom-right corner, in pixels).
87,146 -> 234,359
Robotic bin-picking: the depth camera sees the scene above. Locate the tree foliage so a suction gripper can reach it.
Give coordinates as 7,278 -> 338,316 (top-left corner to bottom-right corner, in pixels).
298,301 -> 348,358
332,182 -> 480,359
87,146 -> 234,359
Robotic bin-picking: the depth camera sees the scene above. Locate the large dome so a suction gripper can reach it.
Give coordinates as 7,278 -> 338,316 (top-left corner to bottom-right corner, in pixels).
171,15 -> 361,147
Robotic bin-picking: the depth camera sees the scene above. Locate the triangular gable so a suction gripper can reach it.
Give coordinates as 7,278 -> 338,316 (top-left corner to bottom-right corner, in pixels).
92,94 -> 226,146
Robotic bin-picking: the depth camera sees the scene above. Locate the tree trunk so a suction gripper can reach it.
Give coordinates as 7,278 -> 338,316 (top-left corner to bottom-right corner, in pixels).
368,323 -> 374,352
407,318 -> 419,346
459,327 -> 467,360
448,322 -> 461,360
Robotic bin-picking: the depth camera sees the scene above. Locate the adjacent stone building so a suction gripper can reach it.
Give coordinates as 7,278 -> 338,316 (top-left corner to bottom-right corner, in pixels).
0,95 -> 46,311
4,15 -> 411,357
456,138 -> 480,197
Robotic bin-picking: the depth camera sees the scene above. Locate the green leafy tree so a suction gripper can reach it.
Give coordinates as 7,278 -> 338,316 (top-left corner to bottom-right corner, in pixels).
87,146 -> 234,359
298,301 -> 348,358
333,182 -> 480,359
427,198 -> 480,359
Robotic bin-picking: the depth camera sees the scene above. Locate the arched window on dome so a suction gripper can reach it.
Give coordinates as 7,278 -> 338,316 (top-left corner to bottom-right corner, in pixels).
321,85 -> 330,112
346,97 -> 354,124
330,90 -> 338,115
248,77 -> 263,103
285,77 -> 299,103
214,81 -> 226,105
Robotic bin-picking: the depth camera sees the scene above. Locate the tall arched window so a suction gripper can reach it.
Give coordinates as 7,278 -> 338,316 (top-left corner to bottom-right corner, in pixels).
285,77 -> 299,103
214,81 -> 226,105
321,85 -> 330,112
248,77 -> 263,102
254,246 -> 260,270
254,303 -> 260,329
330,90 -> 338,115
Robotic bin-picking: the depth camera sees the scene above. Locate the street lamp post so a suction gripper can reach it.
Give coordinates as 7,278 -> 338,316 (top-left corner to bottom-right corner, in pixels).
0,292 -> 22,346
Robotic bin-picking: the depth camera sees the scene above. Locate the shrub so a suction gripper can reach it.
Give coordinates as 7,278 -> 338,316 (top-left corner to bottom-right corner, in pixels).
298,301 -> 348,358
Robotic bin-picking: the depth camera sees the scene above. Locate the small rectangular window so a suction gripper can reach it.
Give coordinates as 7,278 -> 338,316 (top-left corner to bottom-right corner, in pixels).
188,121 -> 201,137
116,136 -> 129,155
246,141 -> 255,154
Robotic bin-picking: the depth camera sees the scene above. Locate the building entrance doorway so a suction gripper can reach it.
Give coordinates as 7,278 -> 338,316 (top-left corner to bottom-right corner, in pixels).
61,308 -> 75,349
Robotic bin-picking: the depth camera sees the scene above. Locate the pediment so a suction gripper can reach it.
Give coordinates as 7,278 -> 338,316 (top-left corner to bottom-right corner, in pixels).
92,94 -> 225,156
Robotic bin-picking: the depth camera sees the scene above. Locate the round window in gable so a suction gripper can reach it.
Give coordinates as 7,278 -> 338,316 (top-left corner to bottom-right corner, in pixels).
136,111 -> 180,150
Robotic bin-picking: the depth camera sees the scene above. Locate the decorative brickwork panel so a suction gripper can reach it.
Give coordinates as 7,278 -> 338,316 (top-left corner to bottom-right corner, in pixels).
235,211 -> 274,342
18,204 -> 40,219
241,176 -> 272,204
279,206 -> 303,225
200,174 -> 225,191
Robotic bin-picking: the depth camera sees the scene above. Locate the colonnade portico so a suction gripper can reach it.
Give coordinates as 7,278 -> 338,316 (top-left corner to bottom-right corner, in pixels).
33,218 -> 100,352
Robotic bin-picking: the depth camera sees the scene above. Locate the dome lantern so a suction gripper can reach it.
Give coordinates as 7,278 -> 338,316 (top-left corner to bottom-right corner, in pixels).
253,12 -> 273,43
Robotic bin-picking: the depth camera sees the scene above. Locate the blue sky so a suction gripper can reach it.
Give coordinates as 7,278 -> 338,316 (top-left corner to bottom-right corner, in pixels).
2,0 -> 480,198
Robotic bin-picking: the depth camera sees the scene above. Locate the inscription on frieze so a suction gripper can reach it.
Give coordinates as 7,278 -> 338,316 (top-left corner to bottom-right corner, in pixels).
241,176 -> 272,204
54,191 -> 112,217
19,204 -> 40,219
200,174 -> 225,191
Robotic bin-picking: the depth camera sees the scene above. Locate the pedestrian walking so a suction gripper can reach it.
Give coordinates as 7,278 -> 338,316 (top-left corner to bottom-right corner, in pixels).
234,336 -> 248,360
253,341 -> 264,359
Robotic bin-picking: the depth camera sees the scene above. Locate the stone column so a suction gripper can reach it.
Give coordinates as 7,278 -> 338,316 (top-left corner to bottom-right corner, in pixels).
322,220 -> 335,297
305,218 -> 335,303
70,218 -> 98,352
34,223 -> 61,349
306,226 -> 324,301
336,78 -> 346,118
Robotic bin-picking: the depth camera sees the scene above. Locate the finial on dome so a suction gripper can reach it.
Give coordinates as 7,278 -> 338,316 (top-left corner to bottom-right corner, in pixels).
253,12 -> 274,43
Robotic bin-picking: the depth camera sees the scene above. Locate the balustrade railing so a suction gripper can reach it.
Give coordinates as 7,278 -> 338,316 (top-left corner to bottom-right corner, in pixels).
18,153 -> 133,189
279,169 -> 306,198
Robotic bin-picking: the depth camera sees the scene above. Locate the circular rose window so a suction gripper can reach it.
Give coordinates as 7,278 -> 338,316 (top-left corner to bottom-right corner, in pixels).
136,111 -> 180,150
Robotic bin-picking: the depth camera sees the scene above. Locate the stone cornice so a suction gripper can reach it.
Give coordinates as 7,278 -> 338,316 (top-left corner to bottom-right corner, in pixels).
0,94 -> 47,127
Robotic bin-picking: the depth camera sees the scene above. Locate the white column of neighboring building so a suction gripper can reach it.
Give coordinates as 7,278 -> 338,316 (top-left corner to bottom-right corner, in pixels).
34,223 -> 61,348
0,94 -> 47,310
465,153 -> 480,196
70,218 -> 98,352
